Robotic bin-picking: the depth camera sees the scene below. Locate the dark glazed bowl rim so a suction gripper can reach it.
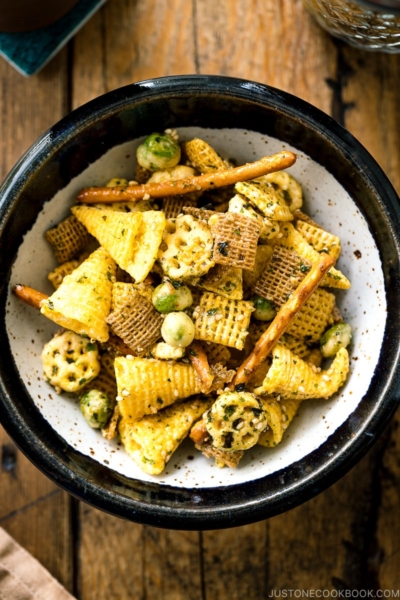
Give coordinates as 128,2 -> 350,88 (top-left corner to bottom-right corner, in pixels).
1,75 -> 400,530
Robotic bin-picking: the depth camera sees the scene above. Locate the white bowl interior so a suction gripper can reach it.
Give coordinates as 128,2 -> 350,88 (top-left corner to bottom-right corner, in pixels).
6,127 -> 386,488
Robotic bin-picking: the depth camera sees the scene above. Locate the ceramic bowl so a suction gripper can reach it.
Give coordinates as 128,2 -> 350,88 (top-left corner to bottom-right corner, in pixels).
1,75 -> 400,529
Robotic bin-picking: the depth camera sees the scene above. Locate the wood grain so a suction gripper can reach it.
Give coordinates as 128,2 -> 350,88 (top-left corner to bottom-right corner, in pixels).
0,49 -> 73,593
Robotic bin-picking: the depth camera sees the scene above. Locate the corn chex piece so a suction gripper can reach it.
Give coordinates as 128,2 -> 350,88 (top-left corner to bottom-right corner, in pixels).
126,211 -> 166,282
243,245 -> 274,293
71,205 -> 142,272
258,397 -> 301,447
209,212 -> 260,270
106,291 -> 162,356
158,214 -> 214,280
115,357 -> 203,420
280,334 -> 310,360
45,215 -> 91,264
184,138 -> 228,173
42,330 -> 100,393
111,282 -> 154,311
263,172 -> 303,213
83,351 -> 118,402
235,180 -> 293,221
204,342 -> 231,366
47,253 -> 89,290
253,246 -> 311,307
118,396 -> 212,475
194,292 -> 254,350
41,247 -> 116,342
162,196 -> 198,219
228,194 -> 280,241
196,264 -> 243,300
287,287 -> 336,342
295,220 -> 341,261
254,343 -> 349,400
278,223 -> 350,289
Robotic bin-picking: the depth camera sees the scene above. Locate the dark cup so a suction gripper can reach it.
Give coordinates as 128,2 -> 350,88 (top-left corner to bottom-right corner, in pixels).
0,0 -> 78,33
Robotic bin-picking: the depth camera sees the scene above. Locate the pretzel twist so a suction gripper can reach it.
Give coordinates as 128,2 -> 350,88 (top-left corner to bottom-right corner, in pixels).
77,151 -> 296,203
231,253 -> 335,389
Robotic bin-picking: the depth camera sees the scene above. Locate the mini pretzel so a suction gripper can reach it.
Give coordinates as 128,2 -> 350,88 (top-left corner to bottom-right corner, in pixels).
231,253 -> 335,389
13,285 -> 48,309
187,341 -> 214,391
77,151 -> 297,203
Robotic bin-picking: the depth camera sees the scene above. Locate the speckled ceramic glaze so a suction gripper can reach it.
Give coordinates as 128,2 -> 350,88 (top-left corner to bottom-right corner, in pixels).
1,76 -> 400,529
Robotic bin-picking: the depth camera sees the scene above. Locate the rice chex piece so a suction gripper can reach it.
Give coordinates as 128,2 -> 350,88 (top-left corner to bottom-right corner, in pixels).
197,264 -> 243,300
235,179 -> 293,221
106,290 -> 162,356
71,205 -> 143,272
45,215 -> 90,264
194,291 -> 254,350
126,211 -> 166,282
163,195 -> 198,219
209,212 -> 260,270
287,287 -> 336,342
279,223 -> 350,289
258,398 -> 301,447
115,357 -> 203,420
254,343 -> 349,400
295,220 -> 341,260
253,246 -> 311,307
118,396 -> 212,475
41,247 -> 115,343
184,138 -> 227,173
204,342 -> 231,366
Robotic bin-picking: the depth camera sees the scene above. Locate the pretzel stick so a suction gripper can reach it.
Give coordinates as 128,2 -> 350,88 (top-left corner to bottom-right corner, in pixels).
13,285 -> 48,309
187,341 -> 214,391
77,151 -> 296,203
231,253 -> 335,389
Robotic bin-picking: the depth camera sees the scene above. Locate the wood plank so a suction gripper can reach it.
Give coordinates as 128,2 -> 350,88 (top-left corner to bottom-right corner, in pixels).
202,524 -> 268,599
0,48 -> 72,591
1,490 -> 74,593
194,0 -> 337,114
71,0 -> 197,110
341,47 -> 400,193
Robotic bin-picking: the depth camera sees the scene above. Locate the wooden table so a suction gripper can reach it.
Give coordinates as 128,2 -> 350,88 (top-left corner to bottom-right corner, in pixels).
1,1 -> 400,597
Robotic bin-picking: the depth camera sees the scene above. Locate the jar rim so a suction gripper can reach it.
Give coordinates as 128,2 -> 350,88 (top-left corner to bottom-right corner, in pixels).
355,0 -> 400,14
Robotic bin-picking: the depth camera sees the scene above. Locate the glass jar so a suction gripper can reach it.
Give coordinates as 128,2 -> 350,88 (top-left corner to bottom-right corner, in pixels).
304,0 -> 400,52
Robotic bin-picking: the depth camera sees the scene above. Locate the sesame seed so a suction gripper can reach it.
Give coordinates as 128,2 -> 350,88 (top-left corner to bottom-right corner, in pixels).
236,314 -> 244,321
174,389 -> 179,397
116,395 -> 123,402
126,355 -> 134,360
192,311 -> 199,319
136,347 -> 143,353
143,193 -> 150,201
322,375 -> 331,382
151,407 -> 158,414
282,423 -> 288,430
122,389 -> 130,397
215,314 -> 223,321
129,180 -> 138,185
256,422 -> 264,430
282,405 -> 287,412
236,421 -> 245,430
299,385 -> 305,393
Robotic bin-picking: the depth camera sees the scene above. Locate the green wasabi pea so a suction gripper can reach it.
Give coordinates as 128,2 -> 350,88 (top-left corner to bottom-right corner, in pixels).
161,312 -> 195,348
152,280 -> 193,313
80,389 -> 113,429
136,133 -> 181,171
250,295 -> 276,321
320,323 -> 352,358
